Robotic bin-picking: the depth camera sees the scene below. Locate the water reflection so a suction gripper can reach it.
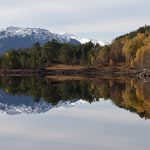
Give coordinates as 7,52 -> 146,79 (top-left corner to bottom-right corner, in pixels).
0,76 -> 150,119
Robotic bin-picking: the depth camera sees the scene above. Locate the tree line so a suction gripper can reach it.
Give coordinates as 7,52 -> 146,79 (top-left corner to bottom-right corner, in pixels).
0,40 -> 94,69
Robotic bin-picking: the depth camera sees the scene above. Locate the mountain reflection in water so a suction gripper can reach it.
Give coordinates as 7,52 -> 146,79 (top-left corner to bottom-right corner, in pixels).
0,76 -> 150,119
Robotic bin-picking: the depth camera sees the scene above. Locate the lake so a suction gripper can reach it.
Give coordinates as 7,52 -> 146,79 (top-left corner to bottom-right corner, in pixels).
0,76 -> 150,150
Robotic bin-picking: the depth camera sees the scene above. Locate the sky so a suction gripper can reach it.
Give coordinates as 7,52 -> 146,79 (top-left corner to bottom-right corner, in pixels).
0,0 -> 150,42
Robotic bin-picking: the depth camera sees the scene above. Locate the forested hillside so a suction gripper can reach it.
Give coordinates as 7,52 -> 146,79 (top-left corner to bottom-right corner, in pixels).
0,25 -> 150,69
91,25 -> 150,68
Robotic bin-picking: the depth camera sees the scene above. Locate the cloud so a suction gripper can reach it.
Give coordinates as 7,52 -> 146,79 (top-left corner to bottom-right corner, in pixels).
0,0 -> 149,42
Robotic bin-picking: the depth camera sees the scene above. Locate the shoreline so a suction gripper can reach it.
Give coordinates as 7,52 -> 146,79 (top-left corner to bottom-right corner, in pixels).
0,67 -> 150,80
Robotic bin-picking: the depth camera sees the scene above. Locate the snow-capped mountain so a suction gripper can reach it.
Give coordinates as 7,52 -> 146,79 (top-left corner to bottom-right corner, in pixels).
0,27 -> 80,51
0,27 -> 105,52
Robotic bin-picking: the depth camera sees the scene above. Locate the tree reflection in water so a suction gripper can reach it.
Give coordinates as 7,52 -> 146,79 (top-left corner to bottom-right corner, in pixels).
0,76 -> 150,119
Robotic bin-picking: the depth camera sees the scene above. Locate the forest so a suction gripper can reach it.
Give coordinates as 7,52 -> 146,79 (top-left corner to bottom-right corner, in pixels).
0,25 -> 150,69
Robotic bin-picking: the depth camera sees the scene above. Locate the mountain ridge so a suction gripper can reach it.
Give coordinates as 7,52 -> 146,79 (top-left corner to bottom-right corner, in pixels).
0,26 -> 105,52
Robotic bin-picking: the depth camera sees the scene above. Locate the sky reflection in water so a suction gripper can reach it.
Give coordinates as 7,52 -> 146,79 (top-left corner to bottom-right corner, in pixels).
0,77 -> 149,150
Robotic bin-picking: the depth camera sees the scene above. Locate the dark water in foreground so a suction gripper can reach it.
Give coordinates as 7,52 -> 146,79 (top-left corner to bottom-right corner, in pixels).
0,76 -> 150,150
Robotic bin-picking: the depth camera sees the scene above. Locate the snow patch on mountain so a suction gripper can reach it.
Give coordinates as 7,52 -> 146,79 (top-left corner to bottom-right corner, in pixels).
62,32 -> 106,46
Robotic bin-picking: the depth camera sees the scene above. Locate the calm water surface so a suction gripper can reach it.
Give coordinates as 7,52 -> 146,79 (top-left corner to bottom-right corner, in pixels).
0,76 -> 149,150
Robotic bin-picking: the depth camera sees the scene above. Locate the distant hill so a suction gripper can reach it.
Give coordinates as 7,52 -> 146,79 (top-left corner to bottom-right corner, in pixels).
115,25 -> 150,40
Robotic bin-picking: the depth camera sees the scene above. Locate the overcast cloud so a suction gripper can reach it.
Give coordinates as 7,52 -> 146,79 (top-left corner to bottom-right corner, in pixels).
0,0 -> 149,42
